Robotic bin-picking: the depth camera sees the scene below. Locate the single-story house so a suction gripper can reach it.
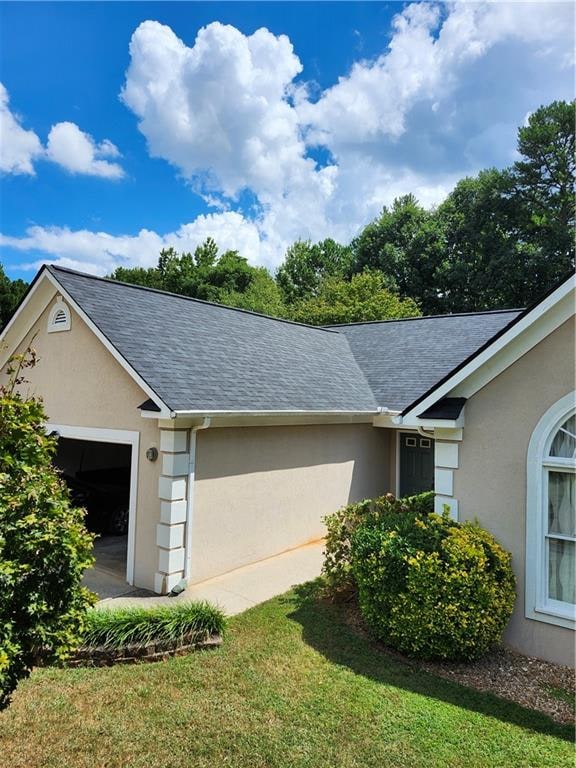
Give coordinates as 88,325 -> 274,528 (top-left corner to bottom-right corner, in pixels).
1,265 -> 574,666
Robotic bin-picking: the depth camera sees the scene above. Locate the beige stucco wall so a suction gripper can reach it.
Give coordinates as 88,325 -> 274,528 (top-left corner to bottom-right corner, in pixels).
4,295 -> 162,592
191,424 -> 392,583
454,317 -> 575,666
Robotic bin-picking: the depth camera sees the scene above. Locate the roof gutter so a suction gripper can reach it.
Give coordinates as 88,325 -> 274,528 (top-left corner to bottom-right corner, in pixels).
171,408 -> 383,418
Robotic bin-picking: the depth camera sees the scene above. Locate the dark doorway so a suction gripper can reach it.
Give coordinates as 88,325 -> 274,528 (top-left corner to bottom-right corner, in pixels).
54,438 -> 132,537
398,432 -> 434,497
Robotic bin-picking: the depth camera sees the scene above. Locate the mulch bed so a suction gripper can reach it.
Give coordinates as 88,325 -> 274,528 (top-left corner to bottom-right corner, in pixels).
341,600 -> 575,725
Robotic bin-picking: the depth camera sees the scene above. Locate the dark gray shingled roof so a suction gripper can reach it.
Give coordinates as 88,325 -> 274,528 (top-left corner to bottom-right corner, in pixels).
326,310 -> 521,412
48,266 -> 378,413
47,266 -> 522,414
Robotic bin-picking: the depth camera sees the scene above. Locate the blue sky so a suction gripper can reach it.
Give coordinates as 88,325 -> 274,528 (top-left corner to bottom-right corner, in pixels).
0,1 -> 574,280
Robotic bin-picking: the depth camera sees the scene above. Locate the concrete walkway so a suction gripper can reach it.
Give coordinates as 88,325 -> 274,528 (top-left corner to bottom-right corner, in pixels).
97,540 -> 325,616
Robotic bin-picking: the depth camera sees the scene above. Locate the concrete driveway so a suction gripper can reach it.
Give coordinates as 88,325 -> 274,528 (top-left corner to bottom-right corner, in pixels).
96,540 -> 325,616
83,536 -> 153,599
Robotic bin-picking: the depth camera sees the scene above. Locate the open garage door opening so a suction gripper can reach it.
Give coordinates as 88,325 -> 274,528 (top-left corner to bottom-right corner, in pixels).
54,436 -> 134,592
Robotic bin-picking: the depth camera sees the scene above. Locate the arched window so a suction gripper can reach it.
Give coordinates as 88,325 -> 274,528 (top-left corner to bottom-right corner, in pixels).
526,392 -> 576,628
47,297 -> 71,333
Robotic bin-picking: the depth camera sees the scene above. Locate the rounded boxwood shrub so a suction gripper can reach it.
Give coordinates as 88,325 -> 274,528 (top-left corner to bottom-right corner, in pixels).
351,510 -> 516,661
322,492 -> 434,595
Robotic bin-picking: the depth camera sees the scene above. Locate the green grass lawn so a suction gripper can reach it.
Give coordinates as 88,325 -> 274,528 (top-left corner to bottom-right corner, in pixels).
0,588 -> 573,768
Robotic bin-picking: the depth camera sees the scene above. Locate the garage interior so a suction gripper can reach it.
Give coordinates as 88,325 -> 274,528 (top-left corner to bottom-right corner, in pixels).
54,437 -> 133,596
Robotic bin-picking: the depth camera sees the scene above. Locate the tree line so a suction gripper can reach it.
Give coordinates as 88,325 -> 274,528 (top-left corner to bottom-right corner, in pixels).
1,100 -> 573,328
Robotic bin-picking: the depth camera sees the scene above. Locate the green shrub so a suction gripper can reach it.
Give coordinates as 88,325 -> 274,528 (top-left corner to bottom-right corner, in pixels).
322,492 -> 434,595
82,601 -> 226,650
351,511 -> 516,661
0,349 -> 95,709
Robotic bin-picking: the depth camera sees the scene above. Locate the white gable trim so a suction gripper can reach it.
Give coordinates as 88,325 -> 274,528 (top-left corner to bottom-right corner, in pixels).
42,270 -> 172,417
401,277 -> 575,424
0,270 -> 172,418
0,276 -> 55,366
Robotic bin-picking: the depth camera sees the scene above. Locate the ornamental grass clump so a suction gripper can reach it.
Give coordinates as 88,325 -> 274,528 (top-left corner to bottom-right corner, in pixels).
81,601 -> 226,650
351,510 -> 516,661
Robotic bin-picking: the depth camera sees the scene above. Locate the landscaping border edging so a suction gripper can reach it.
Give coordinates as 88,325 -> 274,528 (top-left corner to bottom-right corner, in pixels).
66,633 -> 223,667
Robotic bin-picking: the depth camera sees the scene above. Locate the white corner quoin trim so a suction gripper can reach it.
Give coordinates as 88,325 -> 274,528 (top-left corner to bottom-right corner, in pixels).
46,423 -> 140,587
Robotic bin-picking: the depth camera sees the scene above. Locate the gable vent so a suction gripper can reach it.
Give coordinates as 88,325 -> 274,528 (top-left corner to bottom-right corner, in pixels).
53,309 -> 67,325
47,297 -> 71,333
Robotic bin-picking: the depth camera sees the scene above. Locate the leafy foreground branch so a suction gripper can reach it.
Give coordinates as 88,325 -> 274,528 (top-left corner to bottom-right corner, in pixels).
0,348 -> 95,709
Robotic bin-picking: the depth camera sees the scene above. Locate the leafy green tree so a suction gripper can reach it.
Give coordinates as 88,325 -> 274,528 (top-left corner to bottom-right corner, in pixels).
109,266 -> 163,290
0,349 -> 94,709
351,195 -> 446,314
276,238 -> 353,303
512,100 -> 575,281
219,268 -> 287,317
351,101 -> 575,313
435,169 -> 536,311
289,271 -> 420,326
110,238 -> 276,309
0,265 -> 28,329
436,100 -> 575,312
438,101 -> 574,312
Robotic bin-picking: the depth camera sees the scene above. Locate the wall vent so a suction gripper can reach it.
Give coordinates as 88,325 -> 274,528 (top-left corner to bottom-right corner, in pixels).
47,297 -> 71,333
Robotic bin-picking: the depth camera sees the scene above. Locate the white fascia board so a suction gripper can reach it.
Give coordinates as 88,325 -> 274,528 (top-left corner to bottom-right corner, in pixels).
0,274 -> 43,341
402,279 -> 575,421
170,408 -> 379,418
44,271 -> 172,417
399,415 -> 465,429
373,411 -> 402,428
141,408 -> 175,419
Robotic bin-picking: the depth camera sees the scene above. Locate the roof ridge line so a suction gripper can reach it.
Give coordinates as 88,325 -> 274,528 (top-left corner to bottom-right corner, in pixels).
46,264 -> 341,335
325,308 -> 523,328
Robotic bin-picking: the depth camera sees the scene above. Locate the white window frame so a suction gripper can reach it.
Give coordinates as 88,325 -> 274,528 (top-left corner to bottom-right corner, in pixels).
47,424 -> 139,586
526,391 -> 576,629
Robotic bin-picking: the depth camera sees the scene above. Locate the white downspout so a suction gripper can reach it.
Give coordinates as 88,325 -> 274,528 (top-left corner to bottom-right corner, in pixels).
184,417 -> 211,582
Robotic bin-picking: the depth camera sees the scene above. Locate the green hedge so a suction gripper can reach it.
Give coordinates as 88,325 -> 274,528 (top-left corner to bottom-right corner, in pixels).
351,511 -> 516,661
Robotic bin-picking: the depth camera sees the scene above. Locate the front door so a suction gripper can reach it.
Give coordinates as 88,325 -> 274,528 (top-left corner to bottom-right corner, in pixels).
399,432 -> 434,497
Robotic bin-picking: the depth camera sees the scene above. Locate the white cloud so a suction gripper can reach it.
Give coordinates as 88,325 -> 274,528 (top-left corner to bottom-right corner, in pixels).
0,83 -> 43,175
0,82 -> 125,178
121,20 -> 307,199
116,5 -> 573,269
45,122 -> 124,178
2,2 -> 574,273
0,212 -> 262,275
299,1 -> 574,156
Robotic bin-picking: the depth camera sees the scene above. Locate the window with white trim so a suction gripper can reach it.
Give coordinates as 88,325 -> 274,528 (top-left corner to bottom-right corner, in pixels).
544,414 -> 575,607
47,298 -> 71,333
526,393 -> 576,628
